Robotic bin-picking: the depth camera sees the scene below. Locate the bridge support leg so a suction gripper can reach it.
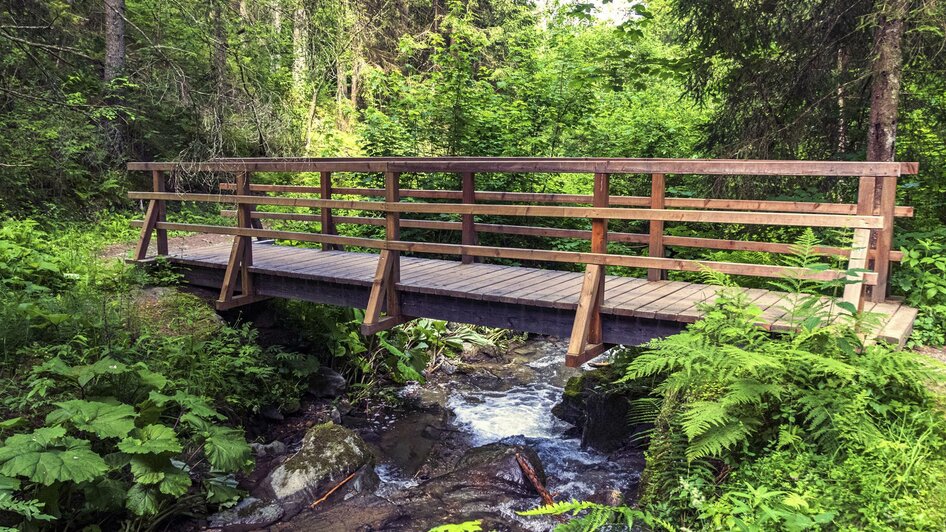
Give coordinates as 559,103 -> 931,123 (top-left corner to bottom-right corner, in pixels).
362,250 -> 412,335
566,264 -> 610,367
217,171 -> 267,310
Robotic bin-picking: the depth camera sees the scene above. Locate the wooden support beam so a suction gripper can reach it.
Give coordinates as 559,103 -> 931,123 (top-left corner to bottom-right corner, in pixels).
566,264 -> 609,367
133,170 -> 167,260
217,171 -> 256,309
320,171 -> 340,251
461,172 -> 477,264
648,173 -> 666,281
589,173 -> 608,344
362,173 -> 410,335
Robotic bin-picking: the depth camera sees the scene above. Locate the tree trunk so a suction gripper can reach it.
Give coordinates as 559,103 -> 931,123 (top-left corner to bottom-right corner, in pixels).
866,0 -> 908,162
292,6 -> 308,96
104,0 -> 126,160
104,0 -> 125,82
865,0 -> 908,302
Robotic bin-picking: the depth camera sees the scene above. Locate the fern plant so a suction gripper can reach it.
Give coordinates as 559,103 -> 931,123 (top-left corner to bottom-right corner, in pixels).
618,231 -> 945,526
518,499 -> 673,531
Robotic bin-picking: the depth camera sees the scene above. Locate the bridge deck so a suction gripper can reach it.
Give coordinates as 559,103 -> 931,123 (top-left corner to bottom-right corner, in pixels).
166,242 -> 916,347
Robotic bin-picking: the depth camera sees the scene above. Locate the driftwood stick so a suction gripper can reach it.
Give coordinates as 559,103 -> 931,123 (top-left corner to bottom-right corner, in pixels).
515,452 -> 555,506
309,470 -> 358,509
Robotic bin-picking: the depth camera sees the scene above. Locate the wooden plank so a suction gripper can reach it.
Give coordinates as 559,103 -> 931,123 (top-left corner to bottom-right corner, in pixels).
154,170 -> 168,255
871,175 -> 897,301
320,171 -> 339,251
648,173 -> 665,281
635,283 -> 707,319
878,305 -> 918,346
129,158 -> 912,176
502,271 -> 584,306
129,192 -> 887,229
843,228 -> 871,307
652,284 -> 718,321
219,184 -> 913,217
614,281 -> 691,317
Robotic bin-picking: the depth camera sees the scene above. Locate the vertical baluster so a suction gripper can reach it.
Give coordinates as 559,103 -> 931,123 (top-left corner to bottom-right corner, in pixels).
320,171 -> 339,251
154,170 -> 168,255
648,173 -> 665,281
872,175 -> 897,302
237,171 -> 254,279
461,171 -> 476,264
385,171 -> 401,315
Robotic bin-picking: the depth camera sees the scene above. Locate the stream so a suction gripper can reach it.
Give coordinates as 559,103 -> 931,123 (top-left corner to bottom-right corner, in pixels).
229,336 -> 646,531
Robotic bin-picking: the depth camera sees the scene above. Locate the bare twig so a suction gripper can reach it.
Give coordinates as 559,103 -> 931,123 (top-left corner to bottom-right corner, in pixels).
309,470 -> 358,508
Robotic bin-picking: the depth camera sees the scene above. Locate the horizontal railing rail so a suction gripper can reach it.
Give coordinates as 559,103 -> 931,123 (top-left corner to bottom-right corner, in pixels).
127,157 -> 918,366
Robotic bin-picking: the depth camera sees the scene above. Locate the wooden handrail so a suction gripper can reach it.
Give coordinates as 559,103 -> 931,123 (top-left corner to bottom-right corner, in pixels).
128,192 -> 885,229
216,183 -> 914,217
129,221 -> 880,285
129,157 -> 917,176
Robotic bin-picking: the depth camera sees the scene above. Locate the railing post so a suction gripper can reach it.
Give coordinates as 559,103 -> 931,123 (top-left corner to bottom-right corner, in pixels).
461,171 -> 477,264
320,171 -> 339,251
361,170 -> 408,334
566,172 -> 610,367
154,170 -> 168,256
133,170 -> 168,260
217,171 -> 257,309
589,172 -> 609,345
872,175 -> 897,302
648,173 -> 666,281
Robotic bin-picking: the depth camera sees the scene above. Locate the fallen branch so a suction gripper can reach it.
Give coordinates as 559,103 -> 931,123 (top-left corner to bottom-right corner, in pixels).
309,470 -> 358,509
515,452 -> 555,506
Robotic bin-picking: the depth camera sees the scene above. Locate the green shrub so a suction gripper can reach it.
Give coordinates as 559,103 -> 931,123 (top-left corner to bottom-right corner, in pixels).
893,228 -> 946,346
0,357 -> 250,530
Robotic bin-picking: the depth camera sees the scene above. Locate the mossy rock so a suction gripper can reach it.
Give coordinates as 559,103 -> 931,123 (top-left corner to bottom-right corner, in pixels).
133,287 -> 223,339
258,422 -> 375,514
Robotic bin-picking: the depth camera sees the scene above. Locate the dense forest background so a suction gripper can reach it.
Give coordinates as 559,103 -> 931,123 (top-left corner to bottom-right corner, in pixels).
3,0 -> 946,530
2,0 -> 944,223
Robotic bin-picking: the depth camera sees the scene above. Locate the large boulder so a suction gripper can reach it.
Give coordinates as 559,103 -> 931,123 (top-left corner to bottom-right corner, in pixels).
552,367 -> 651,452
257,422 -> 375,516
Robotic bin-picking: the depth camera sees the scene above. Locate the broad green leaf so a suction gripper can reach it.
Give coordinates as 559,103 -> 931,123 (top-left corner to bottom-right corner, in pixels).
0,432 -> 107,485
46,400 -> 137,439
129,455 -> 169,484
201,426 -> 251,472
118,424 -> 182,455
125,483 -> 160,516
159,469 -> 191,496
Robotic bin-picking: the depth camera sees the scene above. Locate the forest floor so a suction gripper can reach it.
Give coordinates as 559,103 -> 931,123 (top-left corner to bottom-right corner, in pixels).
101,232 -> 233,260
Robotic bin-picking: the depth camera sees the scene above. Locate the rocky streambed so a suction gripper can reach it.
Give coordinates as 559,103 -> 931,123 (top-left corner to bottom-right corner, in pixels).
208,338 -> 647,531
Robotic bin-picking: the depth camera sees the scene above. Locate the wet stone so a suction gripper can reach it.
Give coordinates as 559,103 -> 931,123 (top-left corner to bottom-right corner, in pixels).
207,497 -> 284,532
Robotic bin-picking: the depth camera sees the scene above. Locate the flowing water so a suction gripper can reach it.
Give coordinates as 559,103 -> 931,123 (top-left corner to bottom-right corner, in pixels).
368,337 -> 645,516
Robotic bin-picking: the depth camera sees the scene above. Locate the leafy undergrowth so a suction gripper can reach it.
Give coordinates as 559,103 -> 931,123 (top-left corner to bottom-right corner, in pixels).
0,219 -> 318,530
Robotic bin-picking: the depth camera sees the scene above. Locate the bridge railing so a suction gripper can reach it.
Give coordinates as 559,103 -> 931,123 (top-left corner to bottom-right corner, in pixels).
128,157 -> 917,365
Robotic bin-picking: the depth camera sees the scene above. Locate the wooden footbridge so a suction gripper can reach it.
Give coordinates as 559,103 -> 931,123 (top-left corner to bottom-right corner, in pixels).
128,157 -> 919,366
